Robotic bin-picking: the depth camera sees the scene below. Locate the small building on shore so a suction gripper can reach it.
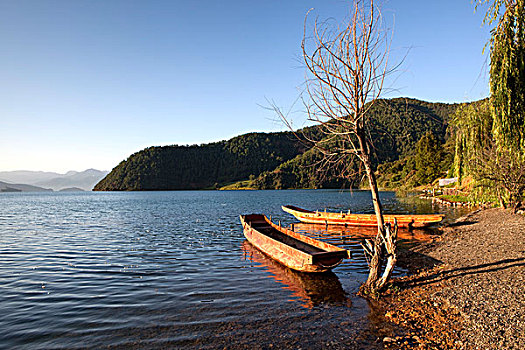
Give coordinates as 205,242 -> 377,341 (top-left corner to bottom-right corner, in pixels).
438,177 -> 458,187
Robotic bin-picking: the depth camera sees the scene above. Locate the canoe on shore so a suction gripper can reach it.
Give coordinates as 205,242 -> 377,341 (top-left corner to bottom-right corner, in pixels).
282,205 -> 444,228
240,214 -> 350,273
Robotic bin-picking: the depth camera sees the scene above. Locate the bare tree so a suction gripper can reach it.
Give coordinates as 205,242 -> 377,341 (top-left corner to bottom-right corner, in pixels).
275,0 -> 398,296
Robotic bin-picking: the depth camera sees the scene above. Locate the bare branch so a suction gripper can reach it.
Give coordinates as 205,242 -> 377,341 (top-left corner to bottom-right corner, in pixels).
276,0 -> 401,296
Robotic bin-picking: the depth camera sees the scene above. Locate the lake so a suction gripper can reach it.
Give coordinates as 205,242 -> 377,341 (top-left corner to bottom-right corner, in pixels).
0,190 -> 469,349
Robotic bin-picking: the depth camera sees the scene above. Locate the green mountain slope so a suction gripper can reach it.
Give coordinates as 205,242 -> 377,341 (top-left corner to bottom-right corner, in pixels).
251,98 -> 458,189
94,132 -> 306,191
94,98 -> 459,191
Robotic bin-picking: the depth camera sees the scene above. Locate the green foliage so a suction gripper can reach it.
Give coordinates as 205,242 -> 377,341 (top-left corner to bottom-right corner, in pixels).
366,98 -> 455,163
470,147 -> 525,210
414,132 -> 445,184
375,156 -> 416,189
438,194 -> 471,203
476,0 -> 506,26
451,99 -> 492,179
451,100 -> 525,211
376,131 -> 452,189
219,180 -> 256,190
252,148 -> 354,190
94,132 -> 304,191
253,98 -> 457,190
489,0 -> 525,153
447,1 -> 525,211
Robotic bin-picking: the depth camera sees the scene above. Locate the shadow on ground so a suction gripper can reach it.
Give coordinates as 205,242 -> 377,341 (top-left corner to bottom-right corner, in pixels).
400,257 -> 525,288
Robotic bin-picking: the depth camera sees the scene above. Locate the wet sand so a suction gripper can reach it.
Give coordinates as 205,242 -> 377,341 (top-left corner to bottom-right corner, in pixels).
376,208 -> 525,349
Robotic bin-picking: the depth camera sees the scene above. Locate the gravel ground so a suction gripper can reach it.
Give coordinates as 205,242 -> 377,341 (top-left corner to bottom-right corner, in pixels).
390,208 -> 525,349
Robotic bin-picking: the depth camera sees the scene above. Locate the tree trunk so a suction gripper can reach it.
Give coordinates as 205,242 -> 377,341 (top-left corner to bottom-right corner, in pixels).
375,223 -> 398,289
356,131 -> 397,296
356,131 -> 385,231
360,221 -> 398,297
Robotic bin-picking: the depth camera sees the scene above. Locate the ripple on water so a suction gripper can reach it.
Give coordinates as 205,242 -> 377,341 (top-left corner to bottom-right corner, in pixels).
0,190 -> 470,349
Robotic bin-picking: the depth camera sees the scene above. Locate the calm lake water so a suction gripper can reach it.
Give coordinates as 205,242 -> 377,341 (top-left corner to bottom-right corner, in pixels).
0,190 -> 469,349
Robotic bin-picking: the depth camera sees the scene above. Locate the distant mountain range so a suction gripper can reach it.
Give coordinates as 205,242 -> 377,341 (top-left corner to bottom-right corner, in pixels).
0,169 -> 109,192
0,181 -> 53,193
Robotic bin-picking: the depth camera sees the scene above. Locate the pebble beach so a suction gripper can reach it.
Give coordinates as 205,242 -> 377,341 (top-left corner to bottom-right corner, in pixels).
379,208 -> 525,349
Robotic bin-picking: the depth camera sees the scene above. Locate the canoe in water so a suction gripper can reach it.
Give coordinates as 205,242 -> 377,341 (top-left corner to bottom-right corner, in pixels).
282,205 -> 444,228
240,214 -> 350,273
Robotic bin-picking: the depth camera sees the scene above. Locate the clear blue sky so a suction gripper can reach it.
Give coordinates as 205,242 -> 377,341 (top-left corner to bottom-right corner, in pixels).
0,0 -> 491,173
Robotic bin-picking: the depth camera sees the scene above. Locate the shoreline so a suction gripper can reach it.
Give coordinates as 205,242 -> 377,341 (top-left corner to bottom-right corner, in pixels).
374,208 -> 525,349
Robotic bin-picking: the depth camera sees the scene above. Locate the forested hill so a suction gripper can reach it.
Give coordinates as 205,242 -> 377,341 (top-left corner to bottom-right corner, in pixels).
251,98 -> 458,189
93,132 -> 306,190
94,98 -> 458,191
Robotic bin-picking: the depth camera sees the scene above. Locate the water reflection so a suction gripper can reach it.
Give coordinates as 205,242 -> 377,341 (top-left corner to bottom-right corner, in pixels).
241,241 -> 350,309
293,223 -> 438,244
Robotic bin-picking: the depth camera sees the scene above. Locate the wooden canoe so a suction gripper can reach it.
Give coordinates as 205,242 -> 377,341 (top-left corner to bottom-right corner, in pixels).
282,205 -> 444,228
240,214 -> 350,273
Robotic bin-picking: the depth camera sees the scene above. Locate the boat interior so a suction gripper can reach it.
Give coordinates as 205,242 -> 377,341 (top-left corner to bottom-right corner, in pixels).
247,218 -> 326,255
283,205 -> 313,213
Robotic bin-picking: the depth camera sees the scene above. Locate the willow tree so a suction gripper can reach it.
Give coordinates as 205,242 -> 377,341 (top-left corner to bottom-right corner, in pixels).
484,0 -> 525,153
278,0 -> 398,296
452,99 -> 493,180
470,0 -> 525,210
